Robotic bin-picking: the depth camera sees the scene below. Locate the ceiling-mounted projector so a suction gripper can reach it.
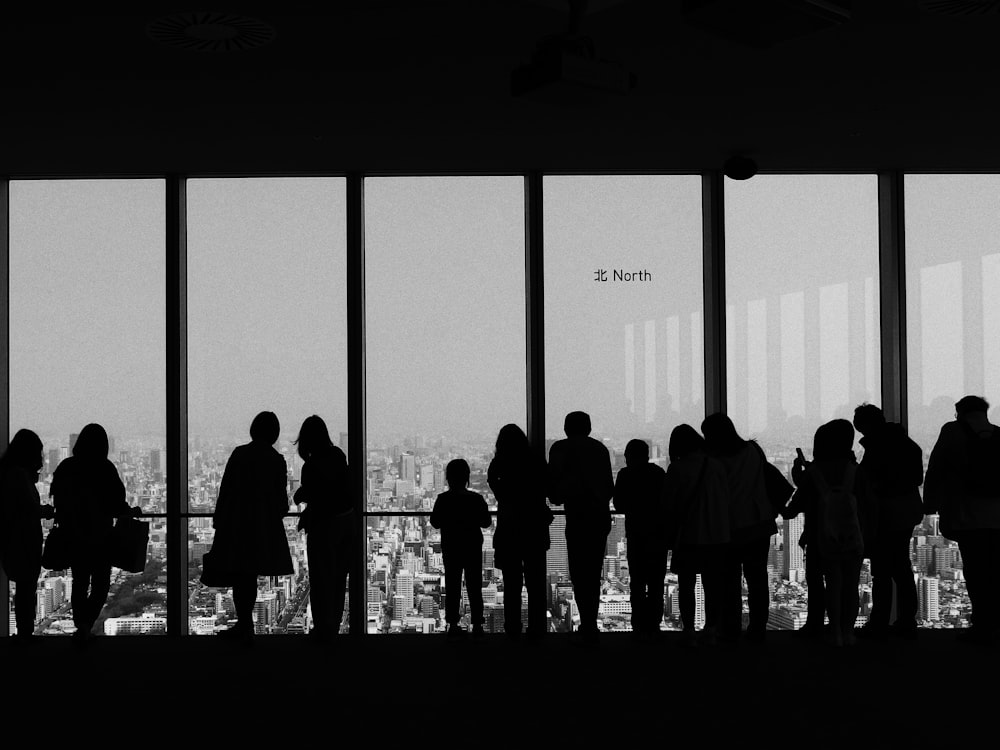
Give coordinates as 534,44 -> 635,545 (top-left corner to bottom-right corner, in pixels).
511,34 -> 637,97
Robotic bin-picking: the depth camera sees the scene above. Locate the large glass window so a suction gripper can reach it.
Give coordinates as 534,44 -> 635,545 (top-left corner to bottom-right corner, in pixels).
363,176 -> 526,633
903,174 -> 1000,629
9,179 -> 167,635
544,175 -> 704,632
186,178 -> 348,634
725,174 -> 881,630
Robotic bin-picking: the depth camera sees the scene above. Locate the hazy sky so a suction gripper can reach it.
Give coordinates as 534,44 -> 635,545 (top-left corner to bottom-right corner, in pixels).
9,174 -> 1000,454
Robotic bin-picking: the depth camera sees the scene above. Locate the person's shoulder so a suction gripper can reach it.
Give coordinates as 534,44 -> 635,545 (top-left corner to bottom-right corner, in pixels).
468,490 -> 487,503
647,463 -> 666,476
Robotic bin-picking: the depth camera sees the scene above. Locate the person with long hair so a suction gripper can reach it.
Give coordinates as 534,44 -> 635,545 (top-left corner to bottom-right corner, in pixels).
209,411 -> 293,640
663,424 -> 729,646
51,423 -> 138,643
0,429 -> 53,639
487,424 -> 552,640
701,413 -> 777,643
292,415 -> 352,642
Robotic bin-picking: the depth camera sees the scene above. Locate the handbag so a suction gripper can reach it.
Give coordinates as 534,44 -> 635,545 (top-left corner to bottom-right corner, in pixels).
110,517 -> 150,573
41,525 -> 71,571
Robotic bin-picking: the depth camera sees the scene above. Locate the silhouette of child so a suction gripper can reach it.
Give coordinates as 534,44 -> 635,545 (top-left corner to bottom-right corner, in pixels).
430,459 -> 492,637
612,439 -> 666,638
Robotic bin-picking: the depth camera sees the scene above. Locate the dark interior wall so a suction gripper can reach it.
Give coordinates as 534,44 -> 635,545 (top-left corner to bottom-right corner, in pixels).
5,2 -> 1000,176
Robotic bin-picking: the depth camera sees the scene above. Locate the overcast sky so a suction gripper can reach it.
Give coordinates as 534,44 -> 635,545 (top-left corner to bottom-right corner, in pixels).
9,174 -> 999,453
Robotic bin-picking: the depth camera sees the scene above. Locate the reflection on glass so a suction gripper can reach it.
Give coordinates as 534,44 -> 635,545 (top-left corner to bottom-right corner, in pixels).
187,516 -> 332,635
725,174 -> 881,449
544,175 -> 704,447
187,178 -> 348,514
902,174 -> 1000,631
724,175 -> 879,631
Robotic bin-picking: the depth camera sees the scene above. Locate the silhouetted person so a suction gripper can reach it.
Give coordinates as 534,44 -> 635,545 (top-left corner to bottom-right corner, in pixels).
784,433 -> 829,638
612,438 -> 666,639
852,403 -> 924,641
487,424 -> 552,641
431,458 -> 492,637
51,423 -> 138,644
663,424 -> 729,645
292,415 -> 351,643
789,420 -> 869,647
548,411 -> 614,645
0,429 -> 53,639
702,413 -> 776,643
210,411 -> 293,640
924,395 -> 1000,644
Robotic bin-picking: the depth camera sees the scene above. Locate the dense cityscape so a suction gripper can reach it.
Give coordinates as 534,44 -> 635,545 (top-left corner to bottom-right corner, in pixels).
8,429 -> 968,638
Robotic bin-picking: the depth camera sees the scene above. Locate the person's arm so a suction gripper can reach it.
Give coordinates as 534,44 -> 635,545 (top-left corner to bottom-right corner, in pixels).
274,454 -> 290,517
430,496 -> 444,529
600,449 -> 615,503
294,460 -> 310,506
547,446 -> 565,506
612,470 -> 629,514
479,494 -> 492,529
921,427 -> 951,515
108,463 -> 135,518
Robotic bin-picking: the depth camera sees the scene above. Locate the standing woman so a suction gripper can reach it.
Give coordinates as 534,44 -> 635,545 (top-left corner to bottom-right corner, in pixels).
663,424 -> 729,645
210,411 -> 293,639
292,415 -> 352,642
701,413 -> 777,643
51,423 -> 138,643
0,429 -> 53,639
487,424 -> 552,640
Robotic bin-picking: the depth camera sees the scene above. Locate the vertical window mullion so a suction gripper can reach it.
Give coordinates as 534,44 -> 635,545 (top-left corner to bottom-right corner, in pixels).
166,175 -> 189,635
702,171 -> 726,416
878,171 -> 907,427
347,172 -> 366,636
0,178 -> 9,637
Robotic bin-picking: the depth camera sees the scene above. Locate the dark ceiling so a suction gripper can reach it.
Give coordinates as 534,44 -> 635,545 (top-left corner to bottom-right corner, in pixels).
4,1 -> 1000,175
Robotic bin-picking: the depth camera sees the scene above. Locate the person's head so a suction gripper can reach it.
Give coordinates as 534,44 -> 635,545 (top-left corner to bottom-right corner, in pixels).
294,415 -> 333,460
852,403 -> 885,436
669,424 -> 705,461
624,439 -> 650,467
1,428 -> 43,473
73,423 -> 109,461
700,413 -> 744,456
813,419 -> 855,461
445,458 -> 471,489
956,395 -> 990,420
564,411 -> 592,438
250,411 -> 280,445
495,423 -> 529,456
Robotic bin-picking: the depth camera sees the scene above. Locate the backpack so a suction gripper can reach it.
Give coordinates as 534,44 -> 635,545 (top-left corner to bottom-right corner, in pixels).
812,463 -> 863,558
960,422 -> 1000,498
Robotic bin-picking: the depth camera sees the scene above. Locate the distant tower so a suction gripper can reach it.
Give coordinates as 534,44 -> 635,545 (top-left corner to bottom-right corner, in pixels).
150,448 -> 162,475
339,432 -> 349,455
606,516 -> 626,556
396,569 -> 415,613
783,515 -> 805,580
546,514 -> 569,577
919,577 -> 940,622
69,433 -> 79,453
398,452 -> 416,481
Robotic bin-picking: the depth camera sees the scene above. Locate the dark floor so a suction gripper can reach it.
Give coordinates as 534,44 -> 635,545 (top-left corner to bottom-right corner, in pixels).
0,630 -> 994,743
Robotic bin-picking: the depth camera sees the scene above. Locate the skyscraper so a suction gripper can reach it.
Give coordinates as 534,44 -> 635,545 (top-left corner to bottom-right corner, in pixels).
783,515 -> 805,580
919,577 -> 940,622
396,569 -> 415,613
399,452 -> 416,481
69,433 -> 79,453
546,514 -> 569,577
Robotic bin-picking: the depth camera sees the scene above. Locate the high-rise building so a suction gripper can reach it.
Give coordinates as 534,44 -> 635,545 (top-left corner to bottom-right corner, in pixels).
398,452 -> 416,481
396,569 -> 415,613
782,514 -> 805,580
606,517 -> 626,557
150,448 -> 162,476
69,433 -> 79,453
547,514 -> 569,577
339,432 -> 349,455
919,577 -> 940,622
